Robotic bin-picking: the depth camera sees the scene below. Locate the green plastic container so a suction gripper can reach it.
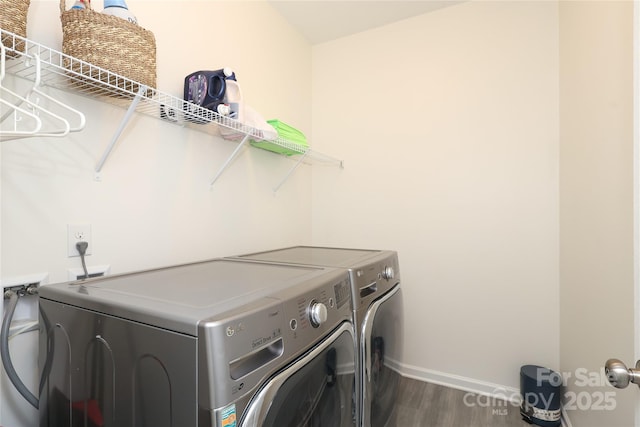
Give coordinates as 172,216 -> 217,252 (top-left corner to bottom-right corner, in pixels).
250,119 -> 308,156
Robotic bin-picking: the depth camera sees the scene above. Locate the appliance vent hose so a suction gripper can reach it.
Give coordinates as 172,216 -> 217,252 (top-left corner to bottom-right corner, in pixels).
1,291 -> 39,409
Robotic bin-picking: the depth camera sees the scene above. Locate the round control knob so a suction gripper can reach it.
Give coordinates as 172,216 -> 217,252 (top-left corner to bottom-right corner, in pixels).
382,266 -> 395,280
308,301 -> 328,328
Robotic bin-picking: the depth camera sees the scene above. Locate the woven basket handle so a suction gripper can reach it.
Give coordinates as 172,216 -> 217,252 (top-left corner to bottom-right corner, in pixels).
61,0 -> 92,14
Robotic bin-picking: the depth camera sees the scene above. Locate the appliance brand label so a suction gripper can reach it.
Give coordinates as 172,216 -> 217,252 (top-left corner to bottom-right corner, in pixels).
251,328 -> 281,349
252,335 -> 272,348
220,404 -> 237,427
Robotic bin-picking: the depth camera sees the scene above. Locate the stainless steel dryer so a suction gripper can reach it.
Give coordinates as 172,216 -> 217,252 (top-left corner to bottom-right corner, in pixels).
38,258 -> 356,427
230,246 -> 403,427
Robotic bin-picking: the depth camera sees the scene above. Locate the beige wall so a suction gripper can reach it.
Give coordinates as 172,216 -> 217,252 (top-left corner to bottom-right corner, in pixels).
312,0 -> 560,394
3,0 -> 314,282
559,2 -> 636,426
1,1 -> 314,425
312,5 -> 639,422
2,1 -> 638,426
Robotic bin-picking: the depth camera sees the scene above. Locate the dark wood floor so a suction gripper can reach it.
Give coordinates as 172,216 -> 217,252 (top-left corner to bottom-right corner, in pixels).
386,376 -> 533,427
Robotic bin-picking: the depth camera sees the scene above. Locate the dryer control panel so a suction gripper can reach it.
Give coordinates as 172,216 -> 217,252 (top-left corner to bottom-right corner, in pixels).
348,252 -> 400,309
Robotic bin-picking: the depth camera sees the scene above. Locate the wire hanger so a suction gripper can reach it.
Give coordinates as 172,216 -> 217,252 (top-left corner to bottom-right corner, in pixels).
0,46 -> 43,139
0,44 -> 70,138
28,54 -> 85,132
0,95 -> 43,140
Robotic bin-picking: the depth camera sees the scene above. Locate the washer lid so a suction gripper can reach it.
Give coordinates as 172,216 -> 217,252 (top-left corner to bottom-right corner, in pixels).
39,259 -> 341,336
234,246 -> 384,268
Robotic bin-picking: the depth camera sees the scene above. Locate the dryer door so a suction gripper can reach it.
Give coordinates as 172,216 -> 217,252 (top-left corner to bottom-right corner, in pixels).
361,285 -> 403,427
241,322 -> 356,427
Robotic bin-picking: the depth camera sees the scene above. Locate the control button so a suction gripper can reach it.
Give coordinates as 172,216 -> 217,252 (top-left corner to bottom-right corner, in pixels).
290,319 -> 298,330
308,300 -> 328,328
382,266 -> 395,280
329,297 -> 334,308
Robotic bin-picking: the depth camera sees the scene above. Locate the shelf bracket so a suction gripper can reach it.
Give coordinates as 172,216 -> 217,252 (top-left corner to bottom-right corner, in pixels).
210,133 -> 250,187
94,85 -> 147,181
273,150 -> 310,193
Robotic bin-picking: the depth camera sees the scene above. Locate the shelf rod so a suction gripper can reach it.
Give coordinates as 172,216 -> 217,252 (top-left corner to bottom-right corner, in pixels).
273,150 -> 310,193
94,85 -> 147,178
210,134 -> 250,187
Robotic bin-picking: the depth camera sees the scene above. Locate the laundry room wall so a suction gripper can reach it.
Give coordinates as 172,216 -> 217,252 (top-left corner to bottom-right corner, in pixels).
311,0 -> 560,395
1,1 -> 314,425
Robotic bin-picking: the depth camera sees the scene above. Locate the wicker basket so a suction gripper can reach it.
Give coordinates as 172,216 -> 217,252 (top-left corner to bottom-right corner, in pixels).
0,0 -> 30,56
60,0 -> 156,94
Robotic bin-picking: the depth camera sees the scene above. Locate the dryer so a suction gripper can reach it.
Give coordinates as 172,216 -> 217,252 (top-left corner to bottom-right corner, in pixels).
230,246 -> 403,427
38,258 -> 355,427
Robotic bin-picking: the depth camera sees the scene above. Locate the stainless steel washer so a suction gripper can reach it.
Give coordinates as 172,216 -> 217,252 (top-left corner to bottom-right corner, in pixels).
230,246 -> 403,427
38,258 -> 355,427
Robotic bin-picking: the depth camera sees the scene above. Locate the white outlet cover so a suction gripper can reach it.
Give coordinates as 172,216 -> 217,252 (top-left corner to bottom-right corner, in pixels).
67,223 -> 92,257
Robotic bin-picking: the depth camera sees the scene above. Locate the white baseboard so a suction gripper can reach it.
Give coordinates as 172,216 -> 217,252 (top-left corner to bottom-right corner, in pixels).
387,358 -> 520,403
386,358 -> 572,427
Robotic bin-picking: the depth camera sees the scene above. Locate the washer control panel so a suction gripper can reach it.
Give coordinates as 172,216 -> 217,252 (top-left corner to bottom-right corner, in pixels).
203,268 -> 352,423
382,265 -> 395,280
308,300 -> 328,327
284,274 -> 351,341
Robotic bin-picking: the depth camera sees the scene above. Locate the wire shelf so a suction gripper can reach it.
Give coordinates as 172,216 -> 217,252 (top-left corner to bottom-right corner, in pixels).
0,29 -> 342,168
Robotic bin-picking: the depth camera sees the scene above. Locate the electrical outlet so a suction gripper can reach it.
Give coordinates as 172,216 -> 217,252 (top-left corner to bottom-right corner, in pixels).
67,224 -> 92,257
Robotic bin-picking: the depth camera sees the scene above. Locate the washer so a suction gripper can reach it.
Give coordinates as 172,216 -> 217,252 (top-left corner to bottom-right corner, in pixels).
38,258 -> 355,427
230,246 -> 403,427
